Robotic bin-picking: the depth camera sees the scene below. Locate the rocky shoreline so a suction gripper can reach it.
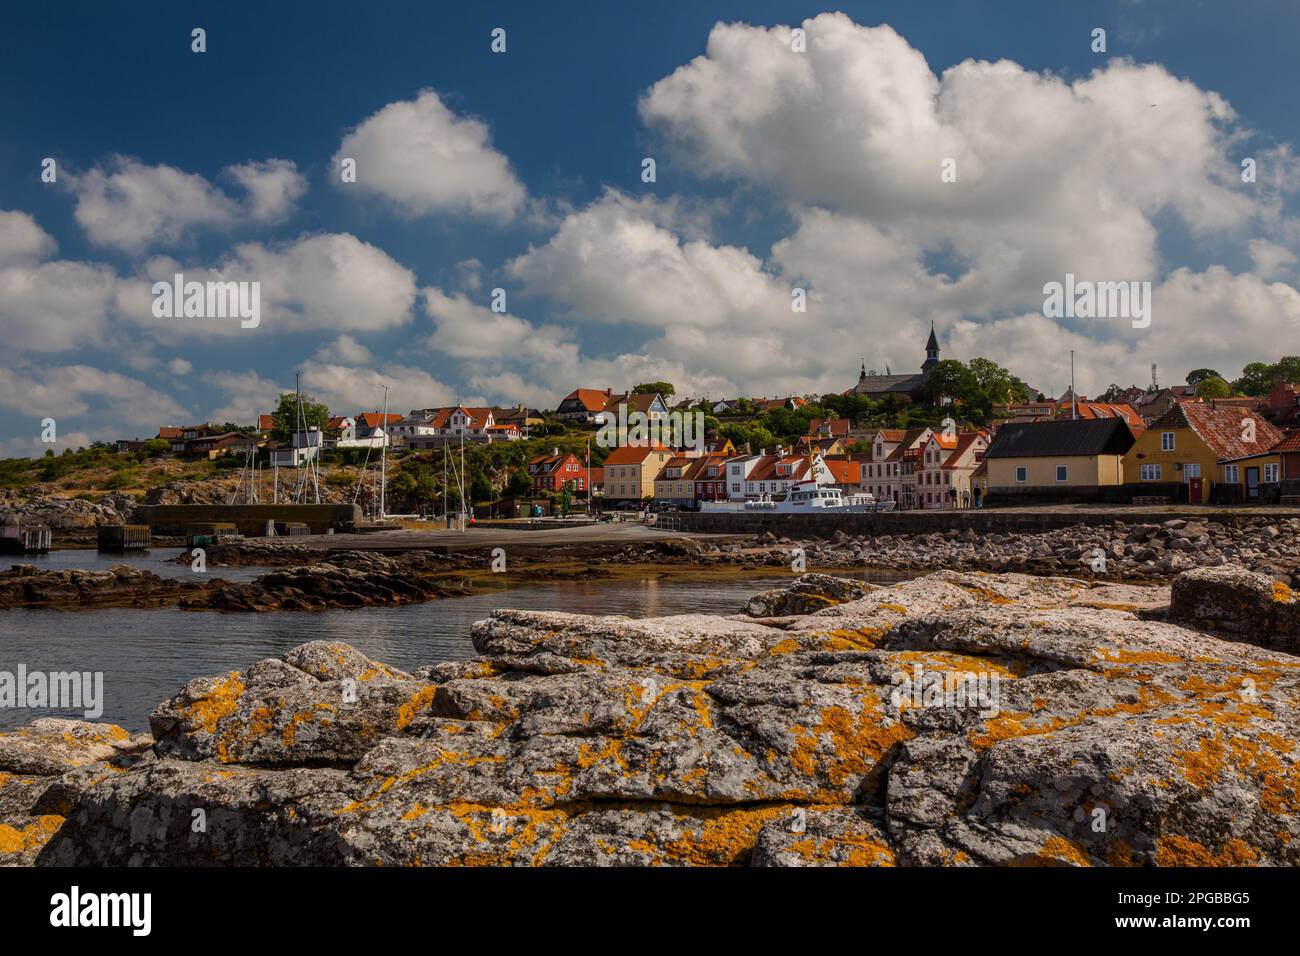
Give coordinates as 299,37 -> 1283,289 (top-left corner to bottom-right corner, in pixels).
3,565 -> 1298,866
615,516 -> 1300,586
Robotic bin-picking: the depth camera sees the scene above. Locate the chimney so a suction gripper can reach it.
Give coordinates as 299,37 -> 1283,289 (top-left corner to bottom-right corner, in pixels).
553,447 -> 559,456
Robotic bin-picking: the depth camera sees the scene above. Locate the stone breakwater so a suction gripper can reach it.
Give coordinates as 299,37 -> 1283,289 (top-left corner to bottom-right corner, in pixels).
0,551 -> 472,610
3,565 -> 1298,866
617,516 -> 1300,585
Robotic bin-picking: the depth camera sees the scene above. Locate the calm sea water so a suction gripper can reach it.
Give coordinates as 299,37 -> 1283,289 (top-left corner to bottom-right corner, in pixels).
0,552 -> 912,732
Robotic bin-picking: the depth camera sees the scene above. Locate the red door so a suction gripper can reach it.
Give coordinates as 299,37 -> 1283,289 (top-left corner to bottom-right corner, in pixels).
1188,477 -> 1203,504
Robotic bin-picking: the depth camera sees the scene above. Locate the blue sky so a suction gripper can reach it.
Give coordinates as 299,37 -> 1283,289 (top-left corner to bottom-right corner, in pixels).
2,0 -> 1298,454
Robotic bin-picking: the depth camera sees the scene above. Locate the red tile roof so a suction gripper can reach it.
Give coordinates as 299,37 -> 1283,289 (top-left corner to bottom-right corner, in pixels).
1269,431 -> 1300,453
562,388 -> 614,412
942,433 -> 985,468
601,392 -> 663,415
357,412 -> 403,429
820,457 -> 859,485
809,418 -> 851,437
603,444 -> 670,466
1157,403 -> 1283,461
429,407 -> 494,429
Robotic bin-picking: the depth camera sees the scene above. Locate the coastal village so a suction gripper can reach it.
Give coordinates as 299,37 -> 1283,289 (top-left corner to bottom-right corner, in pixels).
93,328 -> 1300,515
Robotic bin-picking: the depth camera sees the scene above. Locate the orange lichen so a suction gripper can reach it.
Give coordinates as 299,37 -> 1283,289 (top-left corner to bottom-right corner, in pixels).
958,585 -> 1014,605
1154,835 -> 1259,867
1172,726 -> 1299,814
1106,840 -> 1137,867
786,693 -> 914,797
658,805 -> 789,866
396,686 -> 438,731
1037,835 -> 1092,867
1094,648 -> 1181,665
0,815 -> 65,856
183,672 -> 245,733
819,627 -> 885,651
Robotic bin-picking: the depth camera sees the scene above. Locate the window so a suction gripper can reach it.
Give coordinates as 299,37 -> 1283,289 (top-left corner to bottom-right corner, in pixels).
1056,465 -> 1068,482
1141,464 -> 1162,481
1265,463 -> 1279,483
1015,466 -> 1027,483
1224,464 -> 1239,483
1161,432 -> 1175,452
1183,463 -> 1201,479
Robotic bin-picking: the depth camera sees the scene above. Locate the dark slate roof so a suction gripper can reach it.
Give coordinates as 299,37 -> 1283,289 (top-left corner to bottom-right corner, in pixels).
848,373 -> 925,395
925,324 -> 939,352
984,418 -> 1135,459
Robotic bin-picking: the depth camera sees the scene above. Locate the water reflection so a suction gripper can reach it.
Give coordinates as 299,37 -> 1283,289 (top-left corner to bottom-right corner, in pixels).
0,568 -> 914,732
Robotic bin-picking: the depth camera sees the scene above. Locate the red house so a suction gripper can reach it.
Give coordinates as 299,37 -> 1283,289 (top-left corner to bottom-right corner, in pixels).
691,453 -> 732,502
528,450 -> 586,492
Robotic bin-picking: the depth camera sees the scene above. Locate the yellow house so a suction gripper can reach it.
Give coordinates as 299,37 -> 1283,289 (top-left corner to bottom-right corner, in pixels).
653,455 -> 699,508
1123,403 -> 1282,503
602,444 -> 673,505
984,418 -> 1135,496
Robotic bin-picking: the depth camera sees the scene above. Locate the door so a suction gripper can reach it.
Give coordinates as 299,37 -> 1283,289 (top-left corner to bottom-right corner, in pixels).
1246,467 -> 1261,500
1188,477 -> 1203,504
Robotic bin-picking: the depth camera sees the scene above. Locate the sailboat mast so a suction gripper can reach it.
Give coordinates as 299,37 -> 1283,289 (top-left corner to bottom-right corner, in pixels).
379,385 -> 389,519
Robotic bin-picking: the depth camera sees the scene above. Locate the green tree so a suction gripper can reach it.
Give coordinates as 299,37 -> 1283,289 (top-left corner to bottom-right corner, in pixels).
1186,368 -> 1223,387
1097,384 -> 1128,402
1195,376 -> 1232,399
271,391 -> 330,444
633,381 -> 675,398
1235,362 -> 1278,397
470,471 -> 494,503
918,360 -> 978,408
967,357 -> 1030,406
1275,356 -> 1300,384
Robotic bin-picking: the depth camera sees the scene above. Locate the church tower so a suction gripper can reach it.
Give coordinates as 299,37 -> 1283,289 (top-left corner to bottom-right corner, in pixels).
921,322 -> 940,372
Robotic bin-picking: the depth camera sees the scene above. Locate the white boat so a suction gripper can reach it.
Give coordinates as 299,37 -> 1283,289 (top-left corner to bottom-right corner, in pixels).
743,480 -> 884,513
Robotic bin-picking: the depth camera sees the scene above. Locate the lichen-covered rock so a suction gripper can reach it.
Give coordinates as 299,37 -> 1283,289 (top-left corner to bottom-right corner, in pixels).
0,719 -> 151,865
148,641 -> 436,764
1170,565 -> 1300,652
744,573 -> 878,617
27,571 -> 1300,867
752,807 -> 896,867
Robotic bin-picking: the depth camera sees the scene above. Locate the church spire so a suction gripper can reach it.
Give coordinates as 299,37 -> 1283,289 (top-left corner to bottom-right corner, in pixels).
922,322 -> 940,371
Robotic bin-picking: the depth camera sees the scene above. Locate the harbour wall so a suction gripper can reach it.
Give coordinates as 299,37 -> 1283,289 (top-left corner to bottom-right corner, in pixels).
136,504 -> 362,536
670,508 -> 1278,536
